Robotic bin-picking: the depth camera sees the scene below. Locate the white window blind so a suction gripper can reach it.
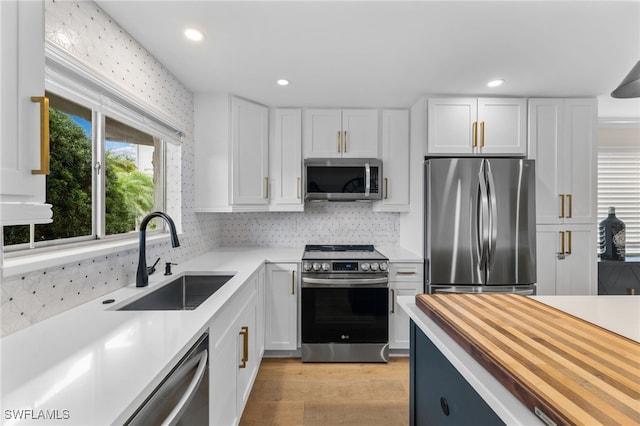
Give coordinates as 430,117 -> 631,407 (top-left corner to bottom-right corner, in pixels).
597,129 -> 640,256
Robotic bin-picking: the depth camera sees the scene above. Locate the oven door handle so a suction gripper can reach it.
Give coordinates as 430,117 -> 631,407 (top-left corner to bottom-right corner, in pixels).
302,276 -> 388,287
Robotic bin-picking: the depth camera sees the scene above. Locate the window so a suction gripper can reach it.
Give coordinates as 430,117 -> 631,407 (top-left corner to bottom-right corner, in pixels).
3,90 -> 178,252
597,127 -> 640,256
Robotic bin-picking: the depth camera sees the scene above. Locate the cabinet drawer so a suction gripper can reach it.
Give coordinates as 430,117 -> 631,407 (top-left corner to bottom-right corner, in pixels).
389,262 -> 423,282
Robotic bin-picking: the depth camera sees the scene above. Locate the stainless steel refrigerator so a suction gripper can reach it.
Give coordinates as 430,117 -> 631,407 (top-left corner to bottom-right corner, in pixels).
424,158 -> 536,294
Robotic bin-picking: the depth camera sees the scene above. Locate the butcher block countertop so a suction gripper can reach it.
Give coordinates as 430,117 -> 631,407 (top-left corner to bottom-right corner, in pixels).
415,294 -> 640,426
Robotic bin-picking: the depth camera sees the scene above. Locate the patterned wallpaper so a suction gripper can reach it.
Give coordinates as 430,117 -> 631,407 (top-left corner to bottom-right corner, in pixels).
1,1 -> 402,337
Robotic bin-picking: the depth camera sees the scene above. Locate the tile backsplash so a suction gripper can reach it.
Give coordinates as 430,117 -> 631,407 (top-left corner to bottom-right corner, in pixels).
215,203 -> 400,247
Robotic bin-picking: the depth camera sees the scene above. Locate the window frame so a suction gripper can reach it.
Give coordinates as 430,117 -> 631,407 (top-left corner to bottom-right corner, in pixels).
596,125 -> 640,257
2,50 -> 182,256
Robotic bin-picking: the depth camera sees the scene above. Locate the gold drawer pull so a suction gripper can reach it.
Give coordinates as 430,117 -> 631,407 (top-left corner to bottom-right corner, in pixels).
480,121 -> 485,148
566,194 -> 572,218
559,194 -> 565,218
472,121 -> 478,148
291,271 -> 296,295
239,326 -> 249,368
343,130 -> 348,152
31,96 -> 50,175
337,131 -> 342,153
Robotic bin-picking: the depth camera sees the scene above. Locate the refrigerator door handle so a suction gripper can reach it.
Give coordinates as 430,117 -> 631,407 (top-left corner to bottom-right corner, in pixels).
485,161 -> 498,272
477,163 -> 489,270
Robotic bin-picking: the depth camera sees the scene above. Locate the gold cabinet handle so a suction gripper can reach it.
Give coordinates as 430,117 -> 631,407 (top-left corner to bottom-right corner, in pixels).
566,230 -> 572,255
559,231 -> 565,255
337,131 -> 342,153
480,121 -> 485,148
291,270 -> 296,295
384,178 -> 389,200
297,177 -> 301,199
239,326 -> 249,368
31,96 -> 50,175
343,130 -> 348,153
396,271 -> 417,275
567,194 -> 572,218
559,194 -> 565,218
390,288 -> 395,314
264,177 -> 269,199
472,121 -> 478,148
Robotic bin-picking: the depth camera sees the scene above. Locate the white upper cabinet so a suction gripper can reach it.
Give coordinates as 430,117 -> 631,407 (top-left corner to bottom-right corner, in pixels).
304,109 -> 379,158
231,97 -> 269,206
374,109 -> 410,212
427,97 -> 527,156
529,98 -> 597,225
0,0 -> 53,225
194,94 -> 269,212
269,109 -> 303,211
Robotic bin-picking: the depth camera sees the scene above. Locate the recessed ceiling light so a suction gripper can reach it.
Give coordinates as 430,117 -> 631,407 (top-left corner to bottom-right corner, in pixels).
487,79 -> 504,88
184,28 -> 204,42
277,79 -> 289,86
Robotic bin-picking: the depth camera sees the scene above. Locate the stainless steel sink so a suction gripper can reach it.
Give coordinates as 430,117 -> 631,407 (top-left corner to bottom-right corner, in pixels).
117,274 -> 235,311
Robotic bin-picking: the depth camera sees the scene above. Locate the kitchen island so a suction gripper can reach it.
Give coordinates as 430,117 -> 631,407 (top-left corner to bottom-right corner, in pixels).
398,294 -> 640,426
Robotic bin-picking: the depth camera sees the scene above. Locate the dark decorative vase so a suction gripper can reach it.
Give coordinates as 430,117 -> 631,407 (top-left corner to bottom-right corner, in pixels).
598,207 -> 625,261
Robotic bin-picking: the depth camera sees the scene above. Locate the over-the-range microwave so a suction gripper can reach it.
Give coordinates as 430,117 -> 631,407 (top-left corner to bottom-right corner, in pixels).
304,158 -> 382,201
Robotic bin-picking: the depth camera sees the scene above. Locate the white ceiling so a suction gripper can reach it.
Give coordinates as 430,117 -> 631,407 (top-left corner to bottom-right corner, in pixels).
95,1 -> 640,119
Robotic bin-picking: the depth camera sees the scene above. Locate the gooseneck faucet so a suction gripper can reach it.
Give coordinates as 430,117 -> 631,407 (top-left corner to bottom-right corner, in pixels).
136,211 -> 180,287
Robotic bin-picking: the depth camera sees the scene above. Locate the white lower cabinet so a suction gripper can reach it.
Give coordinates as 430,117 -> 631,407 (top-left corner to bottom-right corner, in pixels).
536,225 -> 597,295
209,269 -> 263,426
265,263 -> 298,351
389,262 -> 424,350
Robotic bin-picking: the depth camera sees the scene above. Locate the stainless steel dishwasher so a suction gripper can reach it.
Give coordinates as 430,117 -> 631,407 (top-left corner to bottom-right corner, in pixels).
126,333 -> 209,426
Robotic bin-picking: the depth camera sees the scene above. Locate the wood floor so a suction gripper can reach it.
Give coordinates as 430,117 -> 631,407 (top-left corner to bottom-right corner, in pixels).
239,357 -> 410,426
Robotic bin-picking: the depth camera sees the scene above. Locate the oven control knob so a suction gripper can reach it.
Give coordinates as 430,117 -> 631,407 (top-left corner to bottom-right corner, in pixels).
303,262 -> 311,272
370,262 -> 379,271
322,262 -> 331,271
361,263 -> 370,271
379,262 -> 388,271
312,263 -> 321,271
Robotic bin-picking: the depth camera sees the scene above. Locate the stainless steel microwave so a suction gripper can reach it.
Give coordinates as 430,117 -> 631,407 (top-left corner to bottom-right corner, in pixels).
304,158 -> 382,201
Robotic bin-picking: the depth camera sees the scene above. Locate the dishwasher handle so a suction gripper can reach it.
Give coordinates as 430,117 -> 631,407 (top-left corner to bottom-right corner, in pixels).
161,349 -> 208,426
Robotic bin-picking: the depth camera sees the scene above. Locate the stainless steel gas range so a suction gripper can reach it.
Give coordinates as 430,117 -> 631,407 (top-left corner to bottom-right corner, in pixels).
301,244 -> 389,363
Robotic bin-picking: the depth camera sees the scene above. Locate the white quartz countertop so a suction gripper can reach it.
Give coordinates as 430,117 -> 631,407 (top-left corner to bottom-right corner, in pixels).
0,247 -> 302,425
0,244 -> 418,425
398,295 -> 640,426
